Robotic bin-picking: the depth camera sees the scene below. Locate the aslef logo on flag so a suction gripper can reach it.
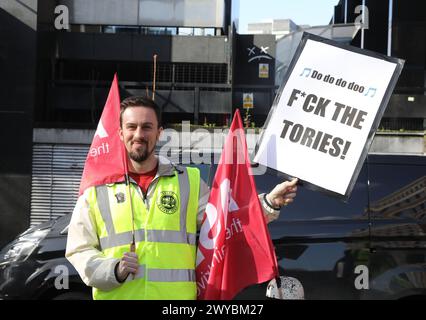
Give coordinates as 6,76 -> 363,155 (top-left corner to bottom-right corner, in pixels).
196,109 -> 278,300
79,74 -> 127,195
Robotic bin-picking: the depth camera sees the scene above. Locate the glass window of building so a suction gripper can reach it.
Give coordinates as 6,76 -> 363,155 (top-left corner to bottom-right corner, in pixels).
194,28 -> 204,36
103,26 -> 116,33
146,27 -> 166,35
178,27 -> 194,36
165,27 -> 177,35
115,26 -> 140,34
204,28 -> 215,36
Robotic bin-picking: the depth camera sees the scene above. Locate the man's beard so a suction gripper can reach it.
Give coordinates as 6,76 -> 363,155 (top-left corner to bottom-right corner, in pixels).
129,141 -> 154,163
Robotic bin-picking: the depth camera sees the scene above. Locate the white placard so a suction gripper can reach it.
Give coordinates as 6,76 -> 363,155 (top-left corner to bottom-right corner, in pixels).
254,34 -> 403,198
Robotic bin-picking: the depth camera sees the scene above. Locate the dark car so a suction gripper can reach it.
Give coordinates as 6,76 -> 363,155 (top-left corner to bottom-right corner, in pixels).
0,153 -> 425,300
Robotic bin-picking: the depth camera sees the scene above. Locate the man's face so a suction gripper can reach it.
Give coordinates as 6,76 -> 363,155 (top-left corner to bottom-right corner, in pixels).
119,106 -> 162,163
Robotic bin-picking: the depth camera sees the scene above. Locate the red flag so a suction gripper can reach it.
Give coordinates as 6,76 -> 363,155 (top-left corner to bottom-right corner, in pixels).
79,74 -> 127,195
196,109 -> 278,300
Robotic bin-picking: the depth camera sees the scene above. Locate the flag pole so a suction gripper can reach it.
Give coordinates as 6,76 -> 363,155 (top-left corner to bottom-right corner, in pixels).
125,172 -> 136,279
122,154 -> 136,252
123,150 -> 136,279
125,173 -> 136,251
152,54 -> 157,101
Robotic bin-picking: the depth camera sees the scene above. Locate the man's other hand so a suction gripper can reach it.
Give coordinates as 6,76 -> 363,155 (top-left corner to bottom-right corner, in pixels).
266,178 -> 298,208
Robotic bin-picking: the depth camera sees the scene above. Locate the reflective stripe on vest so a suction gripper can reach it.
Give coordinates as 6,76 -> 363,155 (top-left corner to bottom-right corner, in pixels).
130,265 -> 195,282
95,167 -> 196,250
148,268 -> 196,282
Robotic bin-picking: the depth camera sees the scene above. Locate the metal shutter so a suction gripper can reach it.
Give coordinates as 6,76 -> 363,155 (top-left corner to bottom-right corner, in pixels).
30,144 -> 89,226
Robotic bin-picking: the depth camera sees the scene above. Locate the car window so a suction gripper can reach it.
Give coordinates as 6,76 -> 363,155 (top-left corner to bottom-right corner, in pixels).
368,154 -> 426,222
263,164 -> 369,222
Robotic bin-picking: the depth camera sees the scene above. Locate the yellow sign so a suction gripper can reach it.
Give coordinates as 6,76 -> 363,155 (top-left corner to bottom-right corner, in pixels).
259,63 -> 269,78
243,93 -> 254,109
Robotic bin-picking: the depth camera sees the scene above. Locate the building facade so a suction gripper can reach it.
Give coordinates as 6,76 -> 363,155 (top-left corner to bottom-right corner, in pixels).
248,19 -> 300,39
334,0 -> 426,131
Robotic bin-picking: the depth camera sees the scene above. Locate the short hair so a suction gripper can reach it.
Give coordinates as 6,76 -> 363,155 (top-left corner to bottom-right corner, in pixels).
120,96 -> 162,128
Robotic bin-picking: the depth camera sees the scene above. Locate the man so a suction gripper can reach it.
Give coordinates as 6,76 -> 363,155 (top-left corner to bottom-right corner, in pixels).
66,96 -> 297,300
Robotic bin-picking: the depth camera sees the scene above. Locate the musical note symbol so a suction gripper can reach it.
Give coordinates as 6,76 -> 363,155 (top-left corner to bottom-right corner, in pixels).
364,87 -> 377,97
299,67 -> 312,77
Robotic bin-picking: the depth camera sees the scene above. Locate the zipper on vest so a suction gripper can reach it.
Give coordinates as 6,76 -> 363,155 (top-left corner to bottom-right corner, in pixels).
130,182 -> 148,208
139,188 -> 148,207
141,176 -> 160,207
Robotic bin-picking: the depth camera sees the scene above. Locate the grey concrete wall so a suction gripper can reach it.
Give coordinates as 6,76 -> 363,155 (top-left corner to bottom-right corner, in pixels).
57,33 -> 228,63
199,91 -> 232,113
61,0 -> 225,28
171,36 -> 228,63
33,129 -> 95,145
369,132 -> 425,154
34,129 -> 426,155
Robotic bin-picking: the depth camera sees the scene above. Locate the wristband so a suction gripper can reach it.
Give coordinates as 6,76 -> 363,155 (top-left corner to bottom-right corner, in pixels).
263,193 -> 281,211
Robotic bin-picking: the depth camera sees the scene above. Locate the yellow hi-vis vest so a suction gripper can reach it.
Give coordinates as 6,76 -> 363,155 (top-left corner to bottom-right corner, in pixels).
86,166 -> 200,300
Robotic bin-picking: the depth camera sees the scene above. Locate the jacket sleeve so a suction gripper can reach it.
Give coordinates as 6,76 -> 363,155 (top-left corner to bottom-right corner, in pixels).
196,178 -> 211,230
196,179 -> 281,230
65,190 -> 121,291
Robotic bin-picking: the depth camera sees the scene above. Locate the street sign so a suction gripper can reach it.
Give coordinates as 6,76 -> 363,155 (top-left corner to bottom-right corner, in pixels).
243,93 -> 254,109
259,63 -> 269,78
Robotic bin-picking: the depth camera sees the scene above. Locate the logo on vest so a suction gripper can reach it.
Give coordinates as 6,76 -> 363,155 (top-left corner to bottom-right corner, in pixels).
157,191 -> 178,214
115,192 -> 126,204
